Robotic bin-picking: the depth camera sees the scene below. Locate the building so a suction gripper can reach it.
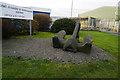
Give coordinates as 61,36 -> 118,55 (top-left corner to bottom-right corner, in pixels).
51,16 -> 68,22
31,7 -> 51,30
71,17 -> 97,30
78,5 -> 120,32
24,7 -> 51,30
30,7 -> 51,16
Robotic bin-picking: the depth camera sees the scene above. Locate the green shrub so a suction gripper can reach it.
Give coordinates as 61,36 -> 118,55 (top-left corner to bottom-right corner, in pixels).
2,18 -> 39,39
32,20 -> 39,31
2,19 -> 17,39
33,13 -> 52,31
11,19 -> 39,35
50,18 -> 76,34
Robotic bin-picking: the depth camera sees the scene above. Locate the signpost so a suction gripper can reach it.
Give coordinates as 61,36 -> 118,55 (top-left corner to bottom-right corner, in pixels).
0,2 -> 33,39
29,20 -> 32,39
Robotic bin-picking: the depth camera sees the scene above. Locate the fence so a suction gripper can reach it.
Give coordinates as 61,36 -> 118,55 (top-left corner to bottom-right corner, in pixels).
72,17 -> 120,32
99,19 -> 119,32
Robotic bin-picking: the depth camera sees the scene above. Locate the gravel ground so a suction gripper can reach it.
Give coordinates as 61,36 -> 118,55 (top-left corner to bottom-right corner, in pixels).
2,38 -> 114,64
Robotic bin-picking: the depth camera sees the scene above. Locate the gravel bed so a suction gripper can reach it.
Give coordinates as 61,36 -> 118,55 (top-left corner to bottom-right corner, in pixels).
2,38 -> 114,64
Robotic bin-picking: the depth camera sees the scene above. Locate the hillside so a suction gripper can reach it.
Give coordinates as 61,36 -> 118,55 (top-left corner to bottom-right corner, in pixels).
78,6 -> 116,19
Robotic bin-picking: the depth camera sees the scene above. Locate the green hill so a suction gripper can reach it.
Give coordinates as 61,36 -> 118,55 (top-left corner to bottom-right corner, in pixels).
78,6 -> 116,19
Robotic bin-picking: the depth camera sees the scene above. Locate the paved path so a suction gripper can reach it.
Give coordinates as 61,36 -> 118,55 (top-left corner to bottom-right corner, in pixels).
100,31 -> 120,36
2,38 -> 114,64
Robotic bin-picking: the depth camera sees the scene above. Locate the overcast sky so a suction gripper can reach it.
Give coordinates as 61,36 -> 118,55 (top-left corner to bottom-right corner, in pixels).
0,0 -> 119,17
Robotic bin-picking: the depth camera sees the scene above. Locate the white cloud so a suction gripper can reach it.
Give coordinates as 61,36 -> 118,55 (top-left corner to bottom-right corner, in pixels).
0,0 -> 119,17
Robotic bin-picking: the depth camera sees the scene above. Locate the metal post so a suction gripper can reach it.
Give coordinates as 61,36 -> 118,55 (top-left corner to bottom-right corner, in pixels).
113,16 -> 116,32
71,0 -> 73,17
107,19 -> 110,31
118,20 -> 120,32
0,18 -> 2,80
29,20 -> 32,39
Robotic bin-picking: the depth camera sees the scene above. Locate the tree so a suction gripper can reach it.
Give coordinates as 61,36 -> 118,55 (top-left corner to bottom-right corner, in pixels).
33,13 -> 52,31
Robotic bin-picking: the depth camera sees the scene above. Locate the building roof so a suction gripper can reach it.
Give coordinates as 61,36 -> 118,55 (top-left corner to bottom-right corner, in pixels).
70,17 -> 96,20
30,7 -> 51,13
78,6 -> 116,19
70,17 -> 88,19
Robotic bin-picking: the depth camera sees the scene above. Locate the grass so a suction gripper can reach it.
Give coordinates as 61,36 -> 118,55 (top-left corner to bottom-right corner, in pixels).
3,31 -> 118,78
2,56 -> 118,78
13,32 -> 57,38
79,31 -> 118,58
13,32 -> 72,38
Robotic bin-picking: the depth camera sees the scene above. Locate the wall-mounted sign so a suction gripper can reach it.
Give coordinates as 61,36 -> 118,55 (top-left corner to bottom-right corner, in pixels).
0,2 -> 33,20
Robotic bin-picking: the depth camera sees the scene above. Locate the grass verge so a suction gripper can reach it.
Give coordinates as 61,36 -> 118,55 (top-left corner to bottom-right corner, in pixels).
3,56 -> 118,78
